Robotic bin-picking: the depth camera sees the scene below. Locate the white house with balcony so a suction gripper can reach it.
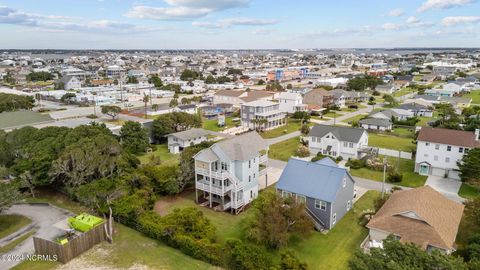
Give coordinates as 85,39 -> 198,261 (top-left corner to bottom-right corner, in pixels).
241,100 -> 286,131
307,125 -> 369,160
415,127 -> 480,180
278,92 -> 307,113
193,132 -> 268,214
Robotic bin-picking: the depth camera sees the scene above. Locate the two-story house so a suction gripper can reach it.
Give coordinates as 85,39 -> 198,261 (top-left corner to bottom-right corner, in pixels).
278,92 -> 307,113
415,127 -> 480,179
303,88 -> 334,108
308,125 -> 369,160
193,132 -> 268,214
241,100 -> 286,131
167,128 -> 209,154
276,157 -> 355,230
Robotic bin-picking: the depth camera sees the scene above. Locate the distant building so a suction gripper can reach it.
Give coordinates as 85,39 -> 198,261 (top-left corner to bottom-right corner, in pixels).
303,89 -> 334,108
57,75 -> 82,90
277,92 -> 307,113
241,100 -> 286,131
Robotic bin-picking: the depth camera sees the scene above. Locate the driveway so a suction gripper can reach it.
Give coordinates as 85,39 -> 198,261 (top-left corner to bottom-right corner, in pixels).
425,176 -> 464,203
0,204 -> 72,269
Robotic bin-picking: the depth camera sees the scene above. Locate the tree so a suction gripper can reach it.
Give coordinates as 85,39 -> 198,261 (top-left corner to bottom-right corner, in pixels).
383,95 -> 397,107
26,71 -> 54,82
152,104 -> 159,112
204,75 -> 216,84
227,68 -> 243,75
0,182 -> 22,213
180,69 -> 200,81
148,75 -> 163,88
347,75 -> 383,91
0,93 -> 35,113
300,124 -> 310,135
151,112 -> 202,142
169,98 -> 178,108
247,190 -> 313,248
257,79 -> 265,85
433,103 -> 461,130
224,239 -> 273,270
75,178 -> 123,243
296,145 -> 310,157
51,135 -> 122,189
101,105 -> 122,120
181,97 -> 191,105
120,121 -> 149,154
178,142 -> 214,191
142,95 -> 150,119
349,236 -> 468,270
458,148 -> 480,188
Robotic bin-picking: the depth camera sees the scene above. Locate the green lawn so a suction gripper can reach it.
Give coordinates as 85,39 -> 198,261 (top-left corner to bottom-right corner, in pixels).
349,157 -> 427,188
368,133 -> 416,152
463,90 -> 480,104
323,111 -> 346,118
391,127 -> 415,138
341,114 -> 368,124
137,144 -> 178,165
416,116 -> 436,127
202,116 -> 238,132
155,191 -> 253,241
458,183 -> 480,200
25,188 -> 90,214
0,230 -> 35,254
260,119 -> 306,139
393,87 -> 415,97
286,190 -> 380,269
268,136 -> 301,161
0,214 -> 32,240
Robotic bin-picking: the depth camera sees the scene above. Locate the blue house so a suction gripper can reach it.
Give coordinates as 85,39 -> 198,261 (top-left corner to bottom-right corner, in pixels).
276,158 -> 355,230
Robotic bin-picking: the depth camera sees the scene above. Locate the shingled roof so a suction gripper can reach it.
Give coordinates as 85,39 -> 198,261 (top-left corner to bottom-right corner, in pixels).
367,186 -> 464,251
308,125 -> 366,143
417,127 -> 480,148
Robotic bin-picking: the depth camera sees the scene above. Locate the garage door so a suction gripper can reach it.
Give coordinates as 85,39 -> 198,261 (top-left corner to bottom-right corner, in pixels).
448,170 -> 461,180
431,167 -> 446,177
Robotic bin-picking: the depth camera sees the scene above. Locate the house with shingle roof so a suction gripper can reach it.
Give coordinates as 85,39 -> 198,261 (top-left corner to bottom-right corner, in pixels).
307,125 -> 369,159
193,132 -> 268,214
167,128 -> 209,154
415,127 -> 480,179
366,186 -> 464,254
276,158 -> 355,230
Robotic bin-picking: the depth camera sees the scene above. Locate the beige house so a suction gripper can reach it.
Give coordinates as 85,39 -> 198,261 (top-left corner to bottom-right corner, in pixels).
365,186 -> 464,254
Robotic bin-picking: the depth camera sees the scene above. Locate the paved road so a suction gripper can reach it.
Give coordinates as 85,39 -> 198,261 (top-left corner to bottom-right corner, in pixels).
266,105 -> 374,146
0,204 -> 72,269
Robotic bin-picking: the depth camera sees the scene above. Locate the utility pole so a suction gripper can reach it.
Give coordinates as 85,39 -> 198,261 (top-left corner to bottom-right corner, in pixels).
382,157 -> 387,197
93,92 -> 97,116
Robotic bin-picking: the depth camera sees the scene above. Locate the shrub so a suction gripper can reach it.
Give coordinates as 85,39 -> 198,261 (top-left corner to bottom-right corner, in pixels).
300,124 -> 310,135
346,158 -> 366,169
86,114 -> 98,119
336,156 -> 343,162
387,171 -> 403,183
279,251 -> 308,270
224,239 -> 274,270
296,145 -> 310,157
372,90 -> 380,96
348,104 -> 358,109
311,152 -> 326,162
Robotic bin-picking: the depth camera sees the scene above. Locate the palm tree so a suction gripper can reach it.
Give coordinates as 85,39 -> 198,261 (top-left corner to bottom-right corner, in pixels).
258,118 -> 268,132
143,95 -> 150,119
152,104 -> 159,112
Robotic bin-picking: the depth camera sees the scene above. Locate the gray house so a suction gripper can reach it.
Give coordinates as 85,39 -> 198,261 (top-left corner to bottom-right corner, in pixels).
276,157 -> 355,230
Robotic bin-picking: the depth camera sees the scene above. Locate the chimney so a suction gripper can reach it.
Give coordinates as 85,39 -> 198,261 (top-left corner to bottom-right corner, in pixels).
476,129 -> 480,141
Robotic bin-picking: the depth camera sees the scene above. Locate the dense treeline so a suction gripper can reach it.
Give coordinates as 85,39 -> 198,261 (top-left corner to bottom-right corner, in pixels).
26,71 -> 54,82
0,93 -> 35,113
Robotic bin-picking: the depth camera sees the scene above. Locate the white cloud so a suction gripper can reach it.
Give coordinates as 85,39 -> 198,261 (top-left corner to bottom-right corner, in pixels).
126,0 -> 249,20
441,16 -> 480,26
0,5 -> 157,34
252,28 -> 275,35
417,0 -> 475,12
388,8 -> 404,17
382,22 -> 401,30
193,17 -> 277,28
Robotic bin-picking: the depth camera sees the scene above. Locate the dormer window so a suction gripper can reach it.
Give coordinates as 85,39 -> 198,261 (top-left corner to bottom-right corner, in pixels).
343,177 -> 346,188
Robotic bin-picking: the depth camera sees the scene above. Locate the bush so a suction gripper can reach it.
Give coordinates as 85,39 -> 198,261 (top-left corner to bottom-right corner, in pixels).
387,171 -> 403,183
348,104 -> 358,109
86,114 -> 98,119
279,251 -> 308,270
296,145 -> 310,157
336,156 -> 343,162
372,90 -> 381,96
224,239 -> 274,270
300,124 -> 310,135
311,152 -> 326,162
346,158 -> 366,169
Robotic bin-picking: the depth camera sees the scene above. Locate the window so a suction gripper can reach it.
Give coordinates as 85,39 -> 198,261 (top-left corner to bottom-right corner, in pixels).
315,200 -> 327,211
347,201 -> 351,211
459,147 -> 464,153
435,144 -> 440,150
349,142 -> 354,148
445,157 -> 450,163
425,142 -> 430,146
253,173 -> 256,178
434,155 -> 438,161
250,190 -> 253,199
343,142 -> 348,147
447,146 -> 451,151
248,160 -> 251,168
298,195 -> 306,204
326,135 -> 330,138
248,176 -> 251,182
332,213 -> 337,224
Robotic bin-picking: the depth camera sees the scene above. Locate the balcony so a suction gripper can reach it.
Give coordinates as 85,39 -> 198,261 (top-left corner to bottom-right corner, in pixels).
259,154 -> 268,164
259,167 -> 268,176
196,168 -> 228,180
196,180 -> 233,195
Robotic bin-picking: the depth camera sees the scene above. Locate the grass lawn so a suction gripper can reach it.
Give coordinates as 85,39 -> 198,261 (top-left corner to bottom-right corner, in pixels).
202,116 -> 237,132
368,133 -> 415,152
416,116 -> 436,127
137,144 -> 178,165
463,90 -> 480,104
391,127 -> 415,138
268,136 -> 301,162
155,190 -> 253,241
286,190 -> 380,269
323,111 -> 346,118
341,114 -> 368,124
260,119 -> 307,139
393,87 -> 415,97
0,230 -> 35,254
458,183 -> 480,200
12,224 -> 214,270
349,157 -> 427,188
0,214 -> 32,240
25,188 -> 89,214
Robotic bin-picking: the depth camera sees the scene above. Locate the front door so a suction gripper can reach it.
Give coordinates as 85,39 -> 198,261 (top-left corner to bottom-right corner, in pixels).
419,164 -> 429,175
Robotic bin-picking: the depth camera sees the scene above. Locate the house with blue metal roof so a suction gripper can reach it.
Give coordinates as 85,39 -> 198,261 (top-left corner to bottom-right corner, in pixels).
276,158 -> 355,230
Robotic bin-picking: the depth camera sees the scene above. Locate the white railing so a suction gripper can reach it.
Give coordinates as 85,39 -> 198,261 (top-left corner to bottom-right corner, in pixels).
259,168 -> 268,176
196,181 -> 232,195
195,168 -> 228,180
259,155 -> 268,164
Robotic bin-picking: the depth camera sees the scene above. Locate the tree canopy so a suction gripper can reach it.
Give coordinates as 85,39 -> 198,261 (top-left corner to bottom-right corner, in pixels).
0,93 -> 35,113
151,112 -> 202,142
120,121 -> 149,154
347,75 -> 383,91
26,71 -> 54,82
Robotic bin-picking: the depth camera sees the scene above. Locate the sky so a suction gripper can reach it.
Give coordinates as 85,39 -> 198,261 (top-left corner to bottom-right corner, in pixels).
0,0 -> 479,49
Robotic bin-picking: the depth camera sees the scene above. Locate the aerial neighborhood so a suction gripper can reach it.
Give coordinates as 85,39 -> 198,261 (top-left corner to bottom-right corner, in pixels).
1,4 -> 480,268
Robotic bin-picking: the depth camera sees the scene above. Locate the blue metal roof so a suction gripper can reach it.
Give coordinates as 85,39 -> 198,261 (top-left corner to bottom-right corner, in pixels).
315,157 -> 338,167
276,158 -> 349,203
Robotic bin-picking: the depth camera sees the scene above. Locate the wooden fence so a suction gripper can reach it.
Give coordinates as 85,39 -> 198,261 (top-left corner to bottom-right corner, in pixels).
33,222 -> 107,263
